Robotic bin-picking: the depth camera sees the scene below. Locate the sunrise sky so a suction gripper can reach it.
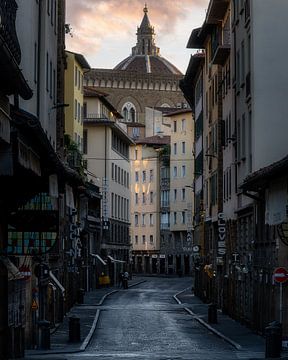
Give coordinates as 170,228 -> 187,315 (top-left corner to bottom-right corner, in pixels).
65,0 -> 209,74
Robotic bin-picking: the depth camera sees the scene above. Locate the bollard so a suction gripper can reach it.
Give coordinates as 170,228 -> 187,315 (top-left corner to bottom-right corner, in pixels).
77,288 -> 85,304
265,322 -> 282,358
69,316 -> 81,342
208,303 -> 217,324
38,320 -> 50,350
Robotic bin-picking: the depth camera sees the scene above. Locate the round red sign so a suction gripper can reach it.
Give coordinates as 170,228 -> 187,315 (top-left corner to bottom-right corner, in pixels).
273,267 -> 288,283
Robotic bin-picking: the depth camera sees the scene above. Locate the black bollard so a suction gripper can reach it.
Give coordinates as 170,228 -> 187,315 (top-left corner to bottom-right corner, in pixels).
38,320 -> 50,350
208,303 -> 217,324
69,316 -> 81,342
265,321 -> 282,358
77,288 -> 85,304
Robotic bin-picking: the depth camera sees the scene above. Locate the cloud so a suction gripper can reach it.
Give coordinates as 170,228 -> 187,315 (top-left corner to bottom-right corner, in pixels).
65,0 -> 208,69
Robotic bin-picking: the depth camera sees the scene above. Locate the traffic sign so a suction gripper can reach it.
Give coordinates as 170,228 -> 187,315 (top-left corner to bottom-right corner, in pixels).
31,299 -> 38,310
273,267 -> 288,283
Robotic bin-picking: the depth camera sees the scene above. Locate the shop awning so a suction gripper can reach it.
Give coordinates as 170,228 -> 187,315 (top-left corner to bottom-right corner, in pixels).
0,256 -> 23,281
90,253 -> 107,266
107,255 -> 126,264
49,271 -> 65,296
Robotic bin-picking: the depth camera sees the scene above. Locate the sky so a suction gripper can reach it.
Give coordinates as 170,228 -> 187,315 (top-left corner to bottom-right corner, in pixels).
65,0 -> 209,74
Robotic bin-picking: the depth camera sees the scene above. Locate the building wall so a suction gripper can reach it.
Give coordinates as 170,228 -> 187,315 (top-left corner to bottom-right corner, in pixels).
252,0 -> 288,171
16,0 -> 58,148
169,111 -> 194,232
85,71 -> 186,125
64,52 -> 84,150
130,144 -> 160,253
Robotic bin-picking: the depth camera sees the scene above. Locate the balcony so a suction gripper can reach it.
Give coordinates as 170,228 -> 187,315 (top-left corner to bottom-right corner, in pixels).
84,113 -> 113,123
211,29 -> 231,66
0,0 -> 21,63
0,0 -> 32,99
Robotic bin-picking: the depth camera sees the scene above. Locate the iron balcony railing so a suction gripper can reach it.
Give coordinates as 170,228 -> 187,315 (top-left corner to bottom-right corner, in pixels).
0,0 -> 21,64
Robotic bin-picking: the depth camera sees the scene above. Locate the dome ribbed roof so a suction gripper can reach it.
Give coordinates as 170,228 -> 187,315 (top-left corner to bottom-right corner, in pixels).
114,55 -> 182,75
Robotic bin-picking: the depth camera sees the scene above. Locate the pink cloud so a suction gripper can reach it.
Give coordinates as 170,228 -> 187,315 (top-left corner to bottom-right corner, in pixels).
65,0 -> 209,69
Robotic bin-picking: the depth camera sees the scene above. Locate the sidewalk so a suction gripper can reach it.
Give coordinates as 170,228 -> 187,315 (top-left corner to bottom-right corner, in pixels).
175,288 -> 288,359
25,276 -> 146,358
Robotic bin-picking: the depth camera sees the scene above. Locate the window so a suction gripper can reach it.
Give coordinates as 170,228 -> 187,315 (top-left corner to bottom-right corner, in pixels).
121,169 -> 124,185
135,171 -> 139,182
241,40 -> 245,85
149,214 -> 153,226
127,174 -> 129,188
46,53 -> 49,91
241,114 -> 246,159
135,193 -> 139,205
174,212 -> 177,225
149,169 -> 153,181
78,102 -> 80,122
142,171 -> 146,183
173,143 -> 177,155
150,192 -> 153,204
173,121 -> 177,132
34,43 -> 37,83
74,66 -> 77,87
142,214 -> 145,226
122,102 -> 137,122
181,119 -> 186,131
182,142 -> 186,154
83,130 -> 87,154
182,165 -> 186,177
135,235 -> 138,244
173,166 -> 177,178
182,188 -> 186,201
182,211 -> 186,224
174,189 -> 177,201
74,100 -> 77,119
142,192 -> 146,204
142,235 -> 146,244
150,235 -> 153,244
135,214 -> 138,226
135,149 -> 138,160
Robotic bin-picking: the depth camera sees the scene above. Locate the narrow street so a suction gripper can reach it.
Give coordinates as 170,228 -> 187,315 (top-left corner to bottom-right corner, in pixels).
67,277 -> 241,360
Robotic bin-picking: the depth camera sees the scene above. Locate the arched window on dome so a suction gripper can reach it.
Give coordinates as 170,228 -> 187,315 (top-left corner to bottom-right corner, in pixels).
122,102 -> 137,122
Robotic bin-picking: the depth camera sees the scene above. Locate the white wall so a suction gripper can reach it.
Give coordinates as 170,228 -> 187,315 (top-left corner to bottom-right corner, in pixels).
16,0 -> 58,148
252,0 -> 288,171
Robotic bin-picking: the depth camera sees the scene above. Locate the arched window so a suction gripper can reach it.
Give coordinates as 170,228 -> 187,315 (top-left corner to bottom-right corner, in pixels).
121,102 -> 137,122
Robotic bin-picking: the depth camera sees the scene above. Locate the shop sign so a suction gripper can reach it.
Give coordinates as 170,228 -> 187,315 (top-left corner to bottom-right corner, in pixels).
159,255 -> 165,258
152,255 -> 158,258
217,212 -> 226,257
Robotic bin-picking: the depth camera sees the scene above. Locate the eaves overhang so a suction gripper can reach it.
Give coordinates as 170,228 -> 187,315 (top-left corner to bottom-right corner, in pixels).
0,35 -> 33,100
206,0 -> 230,24
187,24 -> 215,49
241,155 -> 288,192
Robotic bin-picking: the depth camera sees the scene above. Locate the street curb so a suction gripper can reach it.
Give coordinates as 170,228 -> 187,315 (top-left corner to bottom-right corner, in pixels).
24,281 -> 147,357
173,288 -> 242,351
80,309 -> 100,350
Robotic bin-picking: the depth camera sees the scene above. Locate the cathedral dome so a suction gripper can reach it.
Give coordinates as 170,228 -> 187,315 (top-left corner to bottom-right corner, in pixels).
114,5 -> 182,76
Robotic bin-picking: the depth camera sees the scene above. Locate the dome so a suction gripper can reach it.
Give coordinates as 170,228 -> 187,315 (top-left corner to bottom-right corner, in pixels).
114,5 -> 182,76
114,55 -> 182,75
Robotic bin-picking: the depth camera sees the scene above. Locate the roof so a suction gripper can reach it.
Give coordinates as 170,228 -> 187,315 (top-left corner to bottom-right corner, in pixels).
135,135 -> 170,145
187,24 -> 215,49
84,86 -> 122,119
163,108 -> 192,117
241,155 -> 288,191
114,55 -> 182,75
84,87 -> 109,97
66,50 -> 90,69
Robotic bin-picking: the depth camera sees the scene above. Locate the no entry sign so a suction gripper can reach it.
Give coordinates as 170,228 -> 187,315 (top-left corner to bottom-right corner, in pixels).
273,267 -> 288,283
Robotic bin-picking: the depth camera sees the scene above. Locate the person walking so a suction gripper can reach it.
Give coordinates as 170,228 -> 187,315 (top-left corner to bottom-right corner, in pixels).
123,271 -> 129,289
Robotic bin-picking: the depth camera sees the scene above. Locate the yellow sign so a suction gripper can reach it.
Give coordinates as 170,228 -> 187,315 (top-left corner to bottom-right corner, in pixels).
31,299 -> 38,310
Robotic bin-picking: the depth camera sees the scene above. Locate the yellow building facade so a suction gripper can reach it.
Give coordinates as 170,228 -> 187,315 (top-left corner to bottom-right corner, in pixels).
64,51 -> 90,150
